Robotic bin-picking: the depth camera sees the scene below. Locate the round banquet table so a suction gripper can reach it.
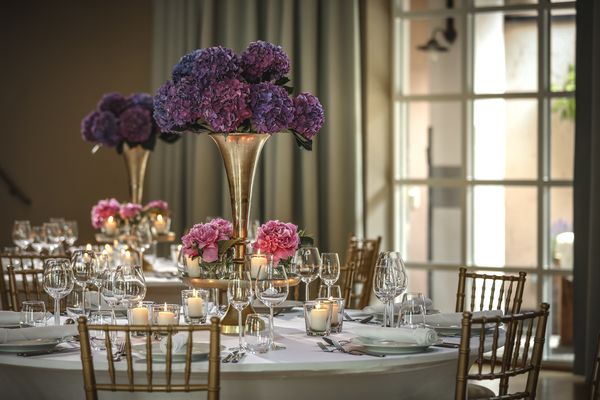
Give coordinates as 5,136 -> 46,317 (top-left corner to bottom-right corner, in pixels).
0,311 -> 501,400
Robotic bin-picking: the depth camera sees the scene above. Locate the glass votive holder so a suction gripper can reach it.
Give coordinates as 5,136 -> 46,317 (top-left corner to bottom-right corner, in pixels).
244,313 -> 271,354
153,303 -> 180,326
128,301 -> 153,337
182,289 -> 208,324
303,300 -> 333,336
20,300 -> 47,327
89,310 -> 115,351
152,214 -> 171,235
317,297 -> 345,334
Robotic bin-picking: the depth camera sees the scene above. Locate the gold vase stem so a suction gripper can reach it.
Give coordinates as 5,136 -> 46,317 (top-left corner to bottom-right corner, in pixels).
122,143 -> 150,204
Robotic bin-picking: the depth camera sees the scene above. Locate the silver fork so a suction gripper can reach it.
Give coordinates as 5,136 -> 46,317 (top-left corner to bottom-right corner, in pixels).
317,342 -> 335,352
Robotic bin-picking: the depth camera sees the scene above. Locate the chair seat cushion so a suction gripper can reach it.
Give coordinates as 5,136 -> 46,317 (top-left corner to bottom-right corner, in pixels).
467,383 -> 496,399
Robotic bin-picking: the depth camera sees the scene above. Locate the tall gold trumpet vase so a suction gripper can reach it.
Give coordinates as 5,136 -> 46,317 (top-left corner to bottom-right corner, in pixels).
210,133 -> 270,334
122,143 -> 150,204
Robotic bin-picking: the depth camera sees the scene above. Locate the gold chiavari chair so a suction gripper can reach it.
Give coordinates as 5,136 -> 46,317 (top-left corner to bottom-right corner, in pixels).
7,266 -> 49,311
455,303 -> 550,400
340,235 -> 381,309
592,334 -> 600,400
456,267 -> 527,315
77,316 -> 221,400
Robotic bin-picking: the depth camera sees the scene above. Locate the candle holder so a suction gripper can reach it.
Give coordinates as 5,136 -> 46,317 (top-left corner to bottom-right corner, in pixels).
152,303 -> 180,331
245,253 -> 272,279
151,214 -> 171,236
317,297 -> 345,333
303,300 -> 333,336
181,289 -> 208,324
127,301 -> 153,337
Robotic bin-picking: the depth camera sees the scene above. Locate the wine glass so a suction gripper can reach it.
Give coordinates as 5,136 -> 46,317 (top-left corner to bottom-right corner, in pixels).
71,250 -> 99,314
90,252 -> 110,311
293,247 -> 321,302
373,255 -> 398,327
227,270 -> 253,351
44,222 -> 62,254
99,265 -> 118,320
129,222 -> 153,259
112,264 -> 147,307
388,251 -> 408,326
12,220 -> 31,251
64,221 -> 78,246
31,226 -> 47,254
255,257 -> 289,350
42,258 -> 74,325
319,252 -> 340,297
398,292 -> 426,328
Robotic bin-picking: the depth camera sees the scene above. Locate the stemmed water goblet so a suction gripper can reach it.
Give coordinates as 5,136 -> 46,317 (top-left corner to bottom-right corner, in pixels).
12,220 -> 32,252
71,250 -> 99,315
31,226 -> 47,254
227,270 -> 253,351
293,247 -> 321,302
319,252 -> 340,297
373,254 -> 398,327
90,252 -> 110,310
112,264 -> 147,308
64,221 -> 78,247
255,257 -> 289,350
44,222 -> 62,255
99,265 -> 118,321
42,258 -> 74,326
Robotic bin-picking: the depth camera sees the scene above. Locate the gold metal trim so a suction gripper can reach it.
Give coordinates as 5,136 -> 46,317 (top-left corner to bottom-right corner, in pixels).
122,143 -> 150,204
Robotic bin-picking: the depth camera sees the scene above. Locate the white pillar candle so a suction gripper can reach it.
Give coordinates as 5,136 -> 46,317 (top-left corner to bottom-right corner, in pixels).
104,216 -> 117,235
157,304 -> 176,325
310,304 -> 330,331
186,256 -> 201,277
187,290 -> 204,317
85,243 -> 93,251
153,214 -> 168,234
131,307 -> 149,325
250,254 -> 268,279
331,301 -> 340,325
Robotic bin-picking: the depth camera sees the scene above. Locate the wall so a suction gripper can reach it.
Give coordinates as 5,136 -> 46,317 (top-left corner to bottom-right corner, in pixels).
0,0 -> 153,245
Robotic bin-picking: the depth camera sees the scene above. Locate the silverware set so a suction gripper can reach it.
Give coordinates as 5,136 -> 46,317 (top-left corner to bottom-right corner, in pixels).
222,350 -> 246,363
342,312 -> 375,324
320,336 -> 385,357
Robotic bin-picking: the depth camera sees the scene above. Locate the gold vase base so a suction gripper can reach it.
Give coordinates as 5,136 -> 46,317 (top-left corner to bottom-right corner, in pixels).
219,303 -> 256,335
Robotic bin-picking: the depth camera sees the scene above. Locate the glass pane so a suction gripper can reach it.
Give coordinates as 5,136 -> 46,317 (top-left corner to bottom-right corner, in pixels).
550,187 -> 573,270
551,9 -> 576,92
401,0 -> 462,11
544,275 -> 574,362
404,18 -> 462,95
551,98 -> 575,180
402,185 -> 463,264
475,0 -> 537,5
474,11 -> 538,94
406,101 -> 462,178
473,99 -> 537,180
472,186 -> 537,267
428,270 -> 460,313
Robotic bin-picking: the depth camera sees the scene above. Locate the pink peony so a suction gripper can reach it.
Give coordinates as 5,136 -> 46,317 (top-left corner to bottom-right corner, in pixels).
181,223 -> 220,262
144,200 -> 169,213
91,198 -> 121,229
209,218 -> 233,241
119,203 -> 143,221
253,220 -> 300,263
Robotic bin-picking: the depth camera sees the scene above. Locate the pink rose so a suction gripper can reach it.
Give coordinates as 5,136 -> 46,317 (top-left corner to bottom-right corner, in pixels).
91,198 -> 120,229
144,200 -> 169,213
119,203 -> 143,221
253,220 -> 300,263
209,218 -> 233,240
181,223 -> 220,262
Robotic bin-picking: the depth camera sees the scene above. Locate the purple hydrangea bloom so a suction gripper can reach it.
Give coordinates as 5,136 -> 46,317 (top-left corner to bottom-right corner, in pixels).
153,77 -> 204,132
81,111 -> 99,142
189,46 -> 240,90
199,79 -> 251,132
92,111 -> 121,147
130,92 -> 154,112
119,106 -> 153,143
240,41 -> 291,83
291,92 -> 324,140
172,49 -> 203,82
97,92 -> 129,116
249,82 -> 294,133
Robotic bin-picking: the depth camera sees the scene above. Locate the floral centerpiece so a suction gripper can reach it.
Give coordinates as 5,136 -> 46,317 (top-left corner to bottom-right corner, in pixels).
153,41 -> 325,150
181,218 -> 236,277
253,220 -> 301,266
91,198 -> 171,236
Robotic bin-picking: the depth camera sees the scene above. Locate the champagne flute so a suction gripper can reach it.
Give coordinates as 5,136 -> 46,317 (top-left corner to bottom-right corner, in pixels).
43,259 -> 74,325
71,250 -> 99,314
227,270 -> 253,351
12,220 -> 32,251
319,253 -> 340,297
112,264 -> 147,308
255,257 -> 289,350
293,247 -> 321,302
373,256 -> 398,327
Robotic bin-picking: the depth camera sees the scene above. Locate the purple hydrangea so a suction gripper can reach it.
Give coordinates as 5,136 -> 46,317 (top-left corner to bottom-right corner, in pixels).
153,77 -> 204,132
81,111 -> 99,142
199,79 -> 251,132
119,106 -> 153,143
92,111 -> 121,147
97,92 -> 129,116
240,41 -> 291,83
172,49 -> 203,82
130,92 -> 154,112
190,47 -> 240,89
249,82 -> 294,133
291,92 -> 324,140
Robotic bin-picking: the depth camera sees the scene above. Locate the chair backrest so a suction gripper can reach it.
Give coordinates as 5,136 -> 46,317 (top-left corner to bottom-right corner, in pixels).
455,267 -> 527,315
341,235 -> 381,309
77,316 -> 221,400
7,266 -> 50,311
455,303 -> 550,400
592,333 -> 600,400
1,254 -> 67,310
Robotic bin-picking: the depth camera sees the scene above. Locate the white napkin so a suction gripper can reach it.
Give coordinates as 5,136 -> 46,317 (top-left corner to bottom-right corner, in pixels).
412,310 -> 503,327
363,297 -> 433,315
159,332 -> 188,354
349,326 -> 438,346
0,311 -> 20,325
0,325 -> 78,344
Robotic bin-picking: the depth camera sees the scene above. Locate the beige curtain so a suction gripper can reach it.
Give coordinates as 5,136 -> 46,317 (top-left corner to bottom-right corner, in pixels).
147,0 -> 362,254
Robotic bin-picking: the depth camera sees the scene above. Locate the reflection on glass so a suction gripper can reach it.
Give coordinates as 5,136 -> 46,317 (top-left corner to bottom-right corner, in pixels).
550,188 -> 573,270
473,99 -> 537,180
551,98 -> 575,180
551,9 -> 576,92
474,11 -> 538,94
473,186 -> 537,267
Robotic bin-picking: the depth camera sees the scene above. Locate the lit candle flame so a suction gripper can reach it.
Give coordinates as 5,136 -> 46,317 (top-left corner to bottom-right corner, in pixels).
157,214 -> 164,222
85,243 -> 92,251
163,302 -> 167,312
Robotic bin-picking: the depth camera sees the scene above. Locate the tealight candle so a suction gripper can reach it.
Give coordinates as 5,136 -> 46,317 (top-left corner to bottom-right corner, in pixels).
310,303 -> 330,332
157,303 -> 176,325
85,243 -> 93,251
250,253 -> 268,279
104,216 -> 118,236
131,305 -> 149,325
153,214 -> 168,234
186,256 -> 201,277
187,289 -> 204,317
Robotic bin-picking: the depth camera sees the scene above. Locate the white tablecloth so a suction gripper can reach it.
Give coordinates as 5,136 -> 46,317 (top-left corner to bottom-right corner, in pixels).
0,311 -> 501,400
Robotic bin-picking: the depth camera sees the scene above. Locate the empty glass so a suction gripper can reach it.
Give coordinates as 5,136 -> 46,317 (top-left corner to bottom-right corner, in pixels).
373,256 -> 398,328
12,220 -> 31,251
319,253 -> 340,297
31,226 -> 47,254
244,314 -> 271,354
255,259 -> 289,350
398,292 -> 426,328
293,247 -> 321,302
20,300 -> 47,327
71,250 -> 98,315
44,222 -> 63,254
64,221 -> 78,246
42,258 -> 74,325
89,310 -> 115,351
227,270 -> 253,351
112,264 -> 147,307
129,222 -> 153,259
318,285 -> 342,299
374,251 -> 407,327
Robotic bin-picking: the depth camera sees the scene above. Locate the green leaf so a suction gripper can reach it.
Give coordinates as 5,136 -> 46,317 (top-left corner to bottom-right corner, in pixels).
275,77 -> 290,86
284,85 -> 294,95
300,235 -> 314,247
218,238 -> 244,256
290,130 -> 312,151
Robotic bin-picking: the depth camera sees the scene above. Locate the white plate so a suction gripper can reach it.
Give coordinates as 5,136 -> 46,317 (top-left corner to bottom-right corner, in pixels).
351,337 -> 436,355
0,339 -> 60,353
425,324 -> 498,337
131,342 -> 223,363
252,300 -> 303,314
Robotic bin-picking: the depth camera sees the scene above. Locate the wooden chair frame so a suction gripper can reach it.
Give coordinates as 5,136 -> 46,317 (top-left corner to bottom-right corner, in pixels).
7,266 -> 50,311
341,235 -> 381,309
592,333 -> 600,400
456,267 -> 527,315
455,303 -> 550,400
77,316 -> 221,400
